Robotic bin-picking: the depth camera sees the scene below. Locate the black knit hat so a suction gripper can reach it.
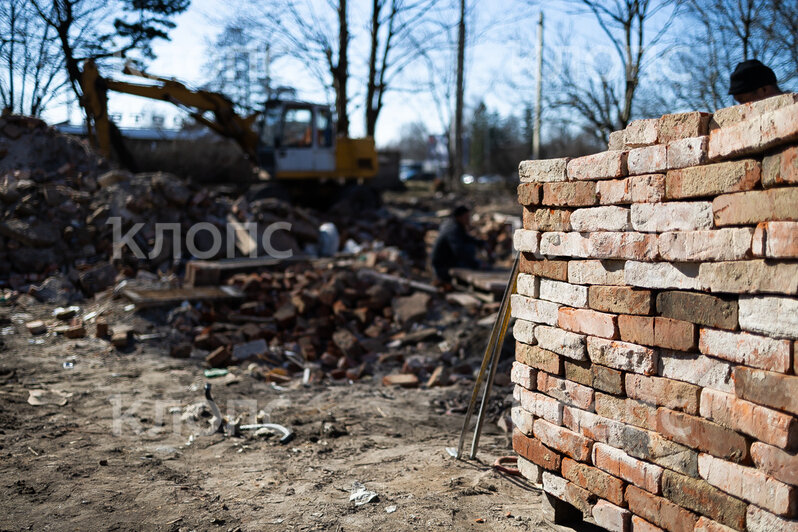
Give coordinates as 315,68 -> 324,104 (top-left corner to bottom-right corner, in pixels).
453,205 -> 470,217
729,59 -> 778,95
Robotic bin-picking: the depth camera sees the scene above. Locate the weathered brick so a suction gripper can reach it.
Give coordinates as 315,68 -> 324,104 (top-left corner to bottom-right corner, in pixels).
587,336 -> 657,374
619,314 -> 655,345
592,499 -> 631,532
626,485 -> 699,532
700,259 -> 798,294
608,130 -> 625,151
752,221 -> 798,258
523,207 -> 572,231
628,144 -> 667,175
666,135 -> 708,169
537,371 -> 595,410
519,158 -> 569,183
653,317 -> 696,351
699,452 -> 797,516
517,183 -> 542,205
625,261 -> 702,290
746,505 -> 798,532
734,366 -> 798,415
659,111 -> 711,143
570,206 -> 631,232
589,232 -> 659,261
535,324 -> 587,360
658,350 -> 733,393
511,404 -> 535,435
559,308 -> 618,339
699,328 -> 791,373
516,342 -> 563,375
563,406 -> 625,445
738,295 -> 798,339
658,228 -> 753,262
589,286 -> 653,315
762,145 -> 798,187
510,294 -> 560,325
513,229 -> 540,253
596,174 -> 665,205
700,388 -> 798,449
513,320 -> 536,345
516,273 -> 539,299
631,515 -> 665,532
568,150 -> 628,180
593,442 -> 662,495
562,457 -> 625,506
520,256 -> 568,281
513,429 -> 561,471
656,291 -> 738,330
517,455 -> 542,484
542,181 -> 598,206
595,392 -> 658,431
563,481 -> 599,517
511,361 -> 537,390
624,374 -> 701,414
662,469 -> 747,530
569,260 -> 626,285
693,516 -> 737,532
625,118 -> 660,147
751,441 -> 798,487
592,364 -> 624,395
656,408 -> 748,462
631,202 -> 713,232
713,187 -> 798,226
542,470 -> 568,498
708,102 -> 798,159
564,359 -> 592,388
534,418 -> 593,462
539,278 -> 588,308
665,159 -> 760,199
516,386 -> 564,425
540,231 -> 591,258
710,93 -> 798,129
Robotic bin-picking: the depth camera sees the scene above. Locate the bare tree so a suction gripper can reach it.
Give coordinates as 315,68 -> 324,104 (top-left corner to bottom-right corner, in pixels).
0,0 -> 68,115
552,0 -> 677,142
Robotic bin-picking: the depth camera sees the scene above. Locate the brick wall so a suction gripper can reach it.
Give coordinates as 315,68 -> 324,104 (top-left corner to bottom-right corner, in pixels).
511,93 -> 798,532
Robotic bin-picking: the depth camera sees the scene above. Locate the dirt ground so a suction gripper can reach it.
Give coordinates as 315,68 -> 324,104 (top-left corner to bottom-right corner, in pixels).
0,296 -> 599,532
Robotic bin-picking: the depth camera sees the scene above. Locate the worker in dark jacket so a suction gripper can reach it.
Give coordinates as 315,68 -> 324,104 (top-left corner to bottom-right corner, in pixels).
729,59 -> 783,104
431,205 -> 485,288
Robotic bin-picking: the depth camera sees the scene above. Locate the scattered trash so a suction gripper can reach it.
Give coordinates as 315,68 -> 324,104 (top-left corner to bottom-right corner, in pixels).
385,505 -> 397,513
349,481 -> 379,506
27,389 -> 70,406
240,423 -> 294,444
492,456 -> 521,476
204,368 -> 229,378
445,447 -> 458,458
53,306 -> 80,320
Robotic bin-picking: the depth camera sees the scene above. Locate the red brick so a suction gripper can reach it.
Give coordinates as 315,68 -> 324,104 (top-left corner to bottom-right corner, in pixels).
624,374 -> 701,414
520,255 -> 568,281
593,442 -> 663,495
653,317 -> 696,351
593,364 -> 625,395
534,418 -> 593,462
595,392 -> 658,431
618,314 -> 654,346
589,231 -> 659,261
734,366 -> 798,416
628,144 -> 667,175
592,499 -> 631,532
625,118 -> 659,147
658,111 -> 711,143
752,221 -> 798,258
631,515 -> 664,532
523,207 -> 572,231
537,371 -> 595,410
542,181 -> 598,206
656,408 -> 749,463
516,341 -> 563,375
666,135 -> 708,169
596,174 -> 665,205
699,328 -> 791,373
665,159 -> 760,199
564,481 -> 599,517
517,183 -> 542,205
700,387 -> 798,449
512,429 -> 561,471
708,102 -> 798,159
510,361 -> 537,390
699,453 -> 797,517
662,469 -> 747,530
694,517 -> 737,532
751,441 -> 798,487
656,291 -> 738,330
562,457 -> 625,506
699,259 -> 798,294
519,158 -> 569,182
558,307 -> 618,339
587,337 -> 657,375
713,187 -> 798,226
516,387 -> 564,426
568,150 -> 628,180
762,145 -> 798,187
626,485 -> 698,532
589,286 -> 653,315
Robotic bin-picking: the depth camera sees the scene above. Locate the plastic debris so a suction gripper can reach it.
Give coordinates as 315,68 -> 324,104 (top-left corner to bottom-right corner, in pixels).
349,481 -> 379,506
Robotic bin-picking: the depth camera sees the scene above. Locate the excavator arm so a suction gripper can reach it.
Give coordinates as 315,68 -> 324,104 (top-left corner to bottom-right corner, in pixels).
79,60 -> 260,162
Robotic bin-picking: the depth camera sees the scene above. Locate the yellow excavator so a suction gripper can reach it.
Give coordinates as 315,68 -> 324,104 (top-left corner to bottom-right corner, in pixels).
79,60 -> 378,183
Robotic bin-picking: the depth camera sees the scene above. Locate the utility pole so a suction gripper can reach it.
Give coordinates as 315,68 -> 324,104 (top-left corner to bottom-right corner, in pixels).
453,0 -> 466,186
533,11 -> 543,160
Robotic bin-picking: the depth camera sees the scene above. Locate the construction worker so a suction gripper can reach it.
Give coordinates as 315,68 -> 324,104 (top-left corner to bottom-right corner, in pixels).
431,205 -> 486,289
729,59 -> 784,104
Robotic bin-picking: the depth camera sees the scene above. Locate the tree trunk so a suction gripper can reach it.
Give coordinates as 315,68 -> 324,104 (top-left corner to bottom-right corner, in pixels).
452,0 -> 465,185
366,0 -> 379,137
334,0 -> 349,136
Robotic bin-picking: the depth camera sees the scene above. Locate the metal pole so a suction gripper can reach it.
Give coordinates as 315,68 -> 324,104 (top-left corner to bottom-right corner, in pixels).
533,11 -> 544,160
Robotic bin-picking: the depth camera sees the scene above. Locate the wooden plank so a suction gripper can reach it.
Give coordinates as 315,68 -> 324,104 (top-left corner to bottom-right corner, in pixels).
122,285 -> 245,308
185,255 -> 309,286
450,268 -> 511,294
